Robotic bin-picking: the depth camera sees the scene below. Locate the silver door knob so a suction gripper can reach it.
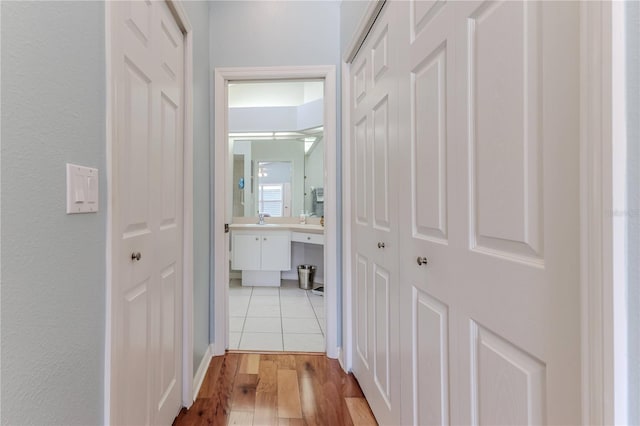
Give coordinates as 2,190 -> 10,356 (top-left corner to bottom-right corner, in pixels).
417,256 -> 428,266
131,252 -> 142,261
377,242 -> 385,249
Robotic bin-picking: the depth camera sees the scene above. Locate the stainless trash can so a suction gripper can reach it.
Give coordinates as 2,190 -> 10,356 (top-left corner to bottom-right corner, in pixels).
297,264 -> 316,290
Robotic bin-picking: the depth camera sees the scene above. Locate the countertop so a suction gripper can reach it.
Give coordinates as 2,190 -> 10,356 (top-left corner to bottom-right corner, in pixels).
229,223 -> 325,234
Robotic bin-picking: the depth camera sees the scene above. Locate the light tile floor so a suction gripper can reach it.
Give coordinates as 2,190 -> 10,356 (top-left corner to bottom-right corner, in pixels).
228,278 -> 325,352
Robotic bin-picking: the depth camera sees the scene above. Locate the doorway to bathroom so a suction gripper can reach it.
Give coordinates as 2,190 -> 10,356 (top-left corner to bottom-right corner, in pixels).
212,66 -> 338,357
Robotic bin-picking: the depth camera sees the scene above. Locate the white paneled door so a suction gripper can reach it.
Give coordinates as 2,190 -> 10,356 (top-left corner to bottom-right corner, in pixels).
352,1 -> 581,425
350,4 -> 401,425
111,1 -> 184,425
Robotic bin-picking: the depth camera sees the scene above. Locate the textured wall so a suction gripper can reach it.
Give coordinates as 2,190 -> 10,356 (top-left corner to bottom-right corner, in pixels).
182,0 -> 212,377
0,1 -> 106,424
208,0 -> 342,345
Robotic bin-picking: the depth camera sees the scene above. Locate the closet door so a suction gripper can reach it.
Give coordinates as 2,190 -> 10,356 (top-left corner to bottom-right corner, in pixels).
350,3 -> 401,424
397,1 -> 582,425
453,2 -> 581,423
111,1 -> 184,424
396,2 -> 458,424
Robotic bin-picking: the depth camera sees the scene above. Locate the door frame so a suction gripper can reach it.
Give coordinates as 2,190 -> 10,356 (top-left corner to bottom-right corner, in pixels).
104,1 -> 194,423
580,1 -> 618,424
212,66 -> 338,358
341,0 -> 618,423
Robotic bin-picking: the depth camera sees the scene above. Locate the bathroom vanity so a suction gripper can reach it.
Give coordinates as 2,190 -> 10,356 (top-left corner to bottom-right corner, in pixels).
230,222 -> 324,286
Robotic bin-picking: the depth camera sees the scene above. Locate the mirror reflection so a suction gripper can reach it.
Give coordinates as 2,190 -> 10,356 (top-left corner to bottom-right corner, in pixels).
229,80 -> 324,219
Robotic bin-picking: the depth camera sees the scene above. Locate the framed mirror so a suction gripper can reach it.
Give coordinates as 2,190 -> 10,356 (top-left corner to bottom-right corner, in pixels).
228,80 -> 324,219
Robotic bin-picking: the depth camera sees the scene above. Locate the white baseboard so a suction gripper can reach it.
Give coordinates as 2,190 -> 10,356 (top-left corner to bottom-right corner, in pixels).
192,344 -> 214,401
337,347 -> 349,373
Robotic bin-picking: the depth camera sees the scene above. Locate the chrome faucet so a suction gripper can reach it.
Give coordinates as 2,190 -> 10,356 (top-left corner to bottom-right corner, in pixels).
258,213 -> 265,225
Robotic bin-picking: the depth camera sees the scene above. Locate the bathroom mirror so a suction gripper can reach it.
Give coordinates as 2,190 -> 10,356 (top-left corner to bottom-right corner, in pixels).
228,80 -> 325,218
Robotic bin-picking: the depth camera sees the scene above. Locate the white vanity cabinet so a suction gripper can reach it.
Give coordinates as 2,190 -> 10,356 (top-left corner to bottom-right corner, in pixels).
231,234 -> 261,270
260,233 -> 291,270
291,231 -> 324,246
231,229 -> 291,286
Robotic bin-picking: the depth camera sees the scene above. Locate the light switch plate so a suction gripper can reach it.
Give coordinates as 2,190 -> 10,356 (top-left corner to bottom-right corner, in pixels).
66,163 -> 99,214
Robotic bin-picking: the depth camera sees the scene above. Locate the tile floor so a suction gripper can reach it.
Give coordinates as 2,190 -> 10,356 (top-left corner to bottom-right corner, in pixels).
228,278 -> 325,352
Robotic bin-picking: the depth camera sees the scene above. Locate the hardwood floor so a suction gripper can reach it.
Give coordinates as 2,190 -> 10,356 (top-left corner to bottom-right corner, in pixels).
173,352 -> 377,426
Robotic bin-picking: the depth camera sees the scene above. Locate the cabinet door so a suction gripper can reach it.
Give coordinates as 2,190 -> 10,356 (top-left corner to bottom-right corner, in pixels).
261,234 -> 291,271
232,234 -> 261,270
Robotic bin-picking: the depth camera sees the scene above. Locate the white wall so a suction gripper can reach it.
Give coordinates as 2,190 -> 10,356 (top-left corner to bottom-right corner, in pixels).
229,99 -> 323,133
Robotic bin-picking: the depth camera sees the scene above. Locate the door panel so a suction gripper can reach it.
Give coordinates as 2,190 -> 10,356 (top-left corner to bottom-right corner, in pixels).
411,0 -> 446,40
455,1 -> 580,423
471,323 -> 545,425
351,3 -> 401,425
398,2 -> 457,424
373,264 -> 390,405
112,1 -> 184,424
413,288 -> 449,426
468,0 -> 542,262
121,59 -> 152,234
355,254 -> 370,368
411,42 -> 448,243
122,281 -> 150,426
372,26 -> 389,84
159,264 -> 178,406
372,97 -> 390,231
352,1 -> 582,425
127,0 -> 152,45
160,93 -> 179,226
354,116 -> 368,226
153,3 -> 184,424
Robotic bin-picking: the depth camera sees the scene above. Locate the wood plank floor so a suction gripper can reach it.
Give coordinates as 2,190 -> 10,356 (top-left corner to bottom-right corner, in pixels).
173,352 -> 377,426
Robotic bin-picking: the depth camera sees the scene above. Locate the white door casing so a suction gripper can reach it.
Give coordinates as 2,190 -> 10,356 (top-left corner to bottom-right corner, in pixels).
351,1 -> 582,424
108,1 -> 186,424
213,66 -> 338,358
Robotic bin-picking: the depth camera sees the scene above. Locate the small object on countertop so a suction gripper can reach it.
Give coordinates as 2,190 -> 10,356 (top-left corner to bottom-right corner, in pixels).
320,216 -> 324,227
299,211 -> 306,224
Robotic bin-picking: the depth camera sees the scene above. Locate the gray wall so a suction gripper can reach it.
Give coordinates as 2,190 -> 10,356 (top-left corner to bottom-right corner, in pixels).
1,2 -> 106,424
626,0 -> 640,422
182,0 -> 212,376
1,1 -> 213,423
210,1 -> 340,68
340,0 -> 371,54
209,1 -> 342,344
